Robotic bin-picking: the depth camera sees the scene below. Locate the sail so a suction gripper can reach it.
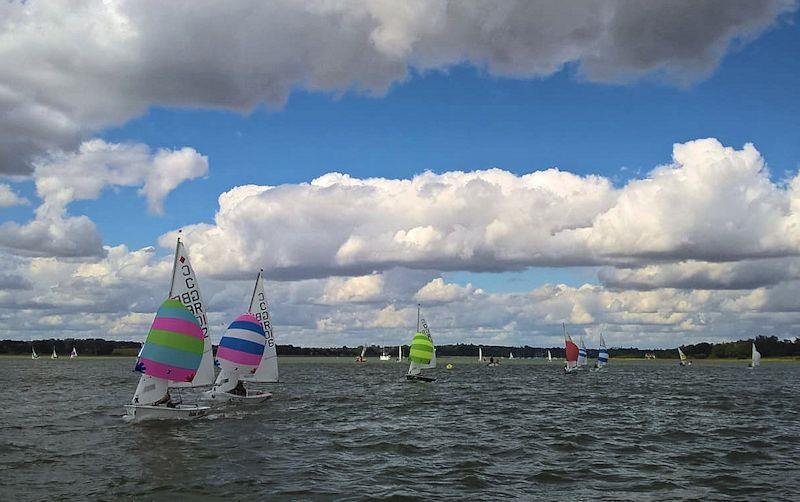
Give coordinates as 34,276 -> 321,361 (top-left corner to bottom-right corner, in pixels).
678,347 -> 687,361
360,346 -> 367,358
509,351 -> 514,359
134,299 -> 205,383
598,335 -> 608,368
31,346 -> 38,359
70,347 -> 77,358
216,313 -> 266,375
168,239 -> 214,388
397,345 -> 402,362
243,271 -> 279,382
51,347 -> 57,359
409,332 -> 434,365
578,336 -> 587,366
565,335 -> 579,369
419,317 -> 436,369
478,347 -> 482,362
752,343 -> 761,367
547,349 -> 552,362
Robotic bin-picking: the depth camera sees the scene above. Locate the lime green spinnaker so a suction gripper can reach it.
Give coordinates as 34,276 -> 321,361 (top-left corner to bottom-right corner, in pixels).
408,332 -> 433,364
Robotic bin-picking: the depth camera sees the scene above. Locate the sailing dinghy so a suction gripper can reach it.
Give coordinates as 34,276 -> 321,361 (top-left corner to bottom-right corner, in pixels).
678,347 -> 691,366
204,313 -> 271,404
509,351 -> 514,360
31,345 -> 39,360
51,347 -> 58,359
70,347 -> 77,359
396,345 -> 403,362
749,343 -> 761,369
478,347 -> 483,362
578,336 -> 588,368
240,270 -> 279,384
406,305 -> 436,382
125,299 -> 210,421
547,349 -> 552,362
380,347 -> 391,361
564,325 -> 579,374
595,335 -> 608,370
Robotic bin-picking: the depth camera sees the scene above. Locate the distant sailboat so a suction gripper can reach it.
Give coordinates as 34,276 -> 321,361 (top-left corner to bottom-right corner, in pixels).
578,336 -> 588,368
51,346 -> 58,360
596,335 -> 609,369
749,343 -> 761,369
241,270 -> 279,384
564,324 -> 579,374
31,344 -> 39,360
678,347 -> 691,366
379,346 -> 391,361
356,345 -> 367,363
547,349 -> 552,362
478,347 -> 483,362
407,304 -> 436,382
204,313 -> 272,403
509,351 -> 514,359
396,345 -> 403,362
70,347 -> 77,359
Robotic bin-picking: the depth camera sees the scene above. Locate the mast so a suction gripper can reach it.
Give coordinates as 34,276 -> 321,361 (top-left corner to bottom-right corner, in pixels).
417,303 -> 421,332
249,269 -> 263,309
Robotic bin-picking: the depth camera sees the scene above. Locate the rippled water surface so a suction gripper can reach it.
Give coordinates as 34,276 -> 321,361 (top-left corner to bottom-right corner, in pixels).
2,357 -> 800,500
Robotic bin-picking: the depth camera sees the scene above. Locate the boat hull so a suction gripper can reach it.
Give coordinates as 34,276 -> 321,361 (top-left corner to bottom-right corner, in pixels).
406,374 -> 436,382
203,389 -> 272,404
123,404 -> 210,422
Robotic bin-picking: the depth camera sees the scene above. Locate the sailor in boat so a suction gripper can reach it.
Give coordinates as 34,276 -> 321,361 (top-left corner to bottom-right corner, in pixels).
230,381 -> 247,396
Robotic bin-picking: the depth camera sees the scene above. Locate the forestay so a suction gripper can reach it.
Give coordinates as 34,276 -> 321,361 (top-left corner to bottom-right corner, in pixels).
168,239 -> 215,388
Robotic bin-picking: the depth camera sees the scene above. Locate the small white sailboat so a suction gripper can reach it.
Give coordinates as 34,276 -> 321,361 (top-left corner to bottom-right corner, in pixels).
749,343 -> 761,369
407,305 -> 436,382
578,336 -> 588,368
547,349 -> 552,362
70,347 -> 77,359
379,346 -> 391,361
509,351 -> 514,360
204,313 -> 272,404
396,345 -> 403,362
356,345 -> 367,363
478,347 -> 483,363
31,344 -> 39,360
595,335 -> 609,370
678,347 -> 691,366
51,346 -> 58,360
240,270 -> 279,384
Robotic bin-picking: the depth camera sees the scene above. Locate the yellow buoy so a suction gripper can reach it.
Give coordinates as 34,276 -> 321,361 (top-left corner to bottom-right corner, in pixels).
446,363 -> 453,370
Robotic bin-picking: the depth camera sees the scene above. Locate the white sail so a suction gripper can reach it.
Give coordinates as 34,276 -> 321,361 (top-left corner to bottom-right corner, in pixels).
360,345 -> 367,358
168,239 -> 214,388
678,347 -> 687,361
752,343 -> 761,367
478,347 -> 483,362
407,360 -> 421,376
419,317 -> 436,369
577,336 -> 588,367
51,347 -> 57,359
597,335 -> 609,368
70,347 -> 77,359
31,344 -> 38,359
547,349 -> 552,362
242,270 -> 279,383
509,351 -> 514,359
397,345 -> 403,362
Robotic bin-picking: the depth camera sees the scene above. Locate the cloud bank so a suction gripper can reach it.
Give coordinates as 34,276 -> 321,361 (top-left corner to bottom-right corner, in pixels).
0,0 -> 795,174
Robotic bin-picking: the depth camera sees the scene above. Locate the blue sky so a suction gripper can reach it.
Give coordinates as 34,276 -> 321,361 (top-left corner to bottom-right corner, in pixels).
40,11 -> 798,293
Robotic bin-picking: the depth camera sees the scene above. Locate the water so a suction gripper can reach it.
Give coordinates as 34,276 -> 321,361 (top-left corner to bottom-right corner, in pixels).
2,358 -> 799,500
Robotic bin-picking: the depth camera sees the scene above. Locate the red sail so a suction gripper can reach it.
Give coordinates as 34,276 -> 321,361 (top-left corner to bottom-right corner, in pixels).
565,340 -> 579,362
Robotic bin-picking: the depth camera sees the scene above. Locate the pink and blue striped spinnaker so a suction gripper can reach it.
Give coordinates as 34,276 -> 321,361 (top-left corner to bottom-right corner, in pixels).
216,313 -> 266,373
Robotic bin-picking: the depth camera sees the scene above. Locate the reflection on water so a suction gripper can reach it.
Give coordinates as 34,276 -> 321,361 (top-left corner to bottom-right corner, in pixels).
1,357 -> 799,499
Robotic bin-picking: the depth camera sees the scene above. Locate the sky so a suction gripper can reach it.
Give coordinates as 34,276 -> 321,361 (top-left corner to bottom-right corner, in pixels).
1,0 -> 800,348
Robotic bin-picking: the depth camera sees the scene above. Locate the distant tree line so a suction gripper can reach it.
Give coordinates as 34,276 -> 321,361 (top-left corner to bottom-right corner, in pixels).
2,335 -> 797,359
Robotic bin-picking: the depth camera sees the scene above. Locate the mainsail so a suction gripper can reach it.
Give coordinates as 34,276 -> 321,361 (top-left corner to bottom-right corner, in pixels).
133,299 -> 204,404
752,343 -> 761,367
478,347 -> 483,362
678,347 -> 687,362
70,347 -> 77,359
547,349 -> 552,362
597,335 -> 609,368
419,316 -> 436,369
167,239 -> 214,388
242,270 -> 279,383
51,347 -> 57,359
397,345 -> 403,362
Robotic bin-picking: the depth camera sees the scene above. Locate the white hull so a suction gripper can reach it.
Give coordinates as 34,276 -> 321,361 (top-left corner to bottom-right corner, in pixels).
379,355 -> 391,361
123,404 -> 210,422
203,389 -> 272,404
